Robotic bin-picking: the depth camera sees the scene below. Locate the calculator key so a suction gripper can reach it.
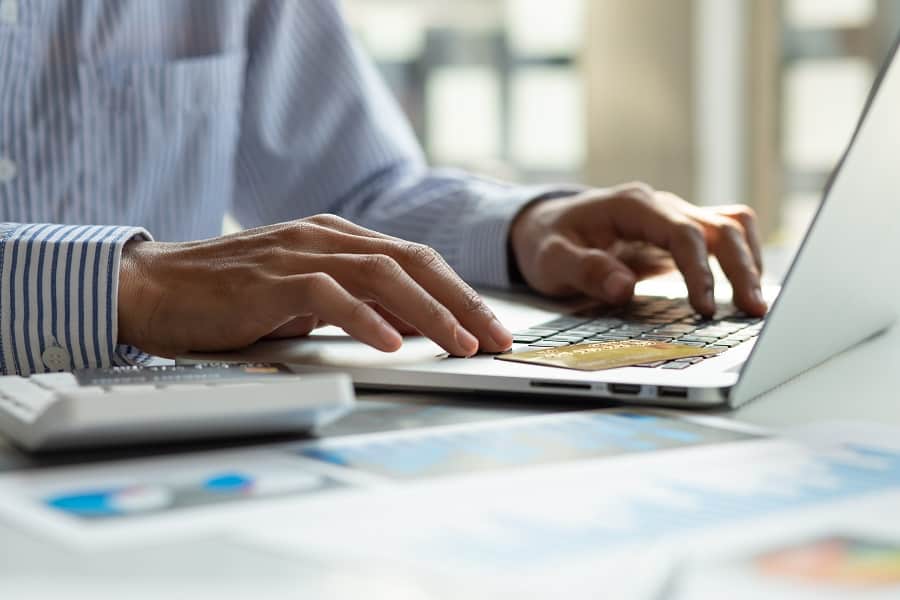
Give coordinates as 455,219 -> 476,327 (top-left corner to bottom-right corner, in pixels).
30,372 -> 80,390
0,377 -> 41,398
106,385 -> 159,394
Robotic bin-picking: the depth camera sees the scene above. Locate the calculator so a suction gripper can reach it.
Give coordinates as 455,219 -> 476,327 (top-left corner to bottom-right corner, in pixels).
0,363 -> 355,452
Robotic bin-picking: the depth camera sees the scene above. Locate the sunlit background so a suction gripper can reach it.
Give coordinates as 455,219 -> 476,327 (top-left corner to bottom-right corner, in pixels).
343,0 -> 900,254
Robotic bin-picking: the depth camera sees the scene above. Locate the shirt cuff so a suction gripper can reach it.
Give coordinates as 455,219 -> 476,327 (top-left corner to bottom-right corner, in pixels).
455,183 -> 584,289
0,223 -> 152,375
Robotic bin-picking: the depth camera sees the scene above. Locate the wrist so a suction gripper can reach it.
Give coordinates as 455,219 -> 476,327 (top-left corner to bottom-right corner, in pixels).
117,240 -> 157,348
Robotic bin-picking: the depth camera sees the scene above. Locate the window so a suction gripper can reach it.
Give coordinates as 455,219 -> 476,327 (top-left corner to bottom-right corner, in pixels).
346,0 -> 900,251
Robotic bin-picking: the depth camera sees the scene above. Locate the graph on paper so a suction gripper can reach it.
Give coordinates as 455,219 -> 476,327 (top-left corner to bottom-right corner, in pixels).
409,443 -> 900,567
298,410 -> 760,479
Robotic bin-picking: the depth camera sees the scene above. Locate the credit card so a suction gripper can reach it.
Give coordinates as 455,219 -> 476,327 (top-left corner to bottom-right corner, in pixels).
495,340 -> 723,372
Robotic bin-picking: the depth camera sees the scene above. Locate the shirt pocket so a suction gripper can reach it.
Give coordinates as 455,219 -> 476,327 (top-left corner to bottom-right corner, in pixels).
72,52 -> 247,238
80,51 -> 247,117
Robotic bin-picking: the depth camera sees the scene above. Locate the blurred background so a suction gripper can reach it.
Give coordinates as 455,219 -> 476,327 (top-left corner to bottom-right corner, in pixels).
342,0 -> 900,254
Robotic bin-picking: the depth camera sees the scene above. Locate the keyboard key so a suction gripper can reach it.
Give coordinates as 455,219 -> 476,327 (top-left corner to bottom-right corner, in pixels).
541,317 -> 589,329
711,340 -> 742,348
512,335 -> 543,344
611,325 -> 655,333
635,361 -> 667,368
638,335 -> 674,342
642,317 -> 674,325
529,341 -> 571,348
717,320 -> 751,330
661,362 -> 692,370
564,328 -> 605,336
517,328 -> 559,336
653,325 -> 697,335
671,341 -> 707,347
544,335 -> 587,343
672,357 -> 704,365
678,336 -> 720,344
728,333 -> 757,341
694,327 -> 731,337
587,318 -> 624,328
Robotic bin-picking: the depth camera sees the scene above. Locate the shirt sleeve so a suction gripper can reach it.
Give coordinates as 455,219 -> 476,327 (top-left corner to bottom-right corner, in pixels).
231,0 -> 583,289
0,223 -> 151,375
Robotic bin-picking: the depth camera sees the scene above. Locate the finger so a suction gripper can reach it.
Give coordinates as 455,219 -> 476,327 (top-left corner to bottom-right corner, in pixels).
663,198 -> 765,278
295,254 -> 480,357
380,243 -> 512,353
702,216 -> 767,316
266,315 -> 320,339
538,234 -> 636,305
715,205 -> 764,273
282,219 -> 511,353
579,188 -> 716,316
370,303 -> 421,336
278,273 -> 402,352
613,241 -> 677,279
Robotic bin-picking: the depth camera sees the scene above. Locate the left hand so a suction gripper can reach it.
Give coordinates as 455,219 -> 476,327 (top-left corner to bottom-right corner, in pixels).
509,182 -> 767,317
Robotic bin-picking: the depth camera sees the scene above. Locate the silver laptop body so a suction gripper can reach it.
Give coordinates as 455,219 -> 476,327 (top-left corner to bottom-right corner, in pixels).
189,37 -> 900,409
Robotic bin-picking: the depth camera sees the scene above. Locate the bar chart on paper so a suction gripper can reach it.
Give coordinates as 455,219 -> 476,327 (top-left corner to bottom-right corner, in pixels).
298,410 -> 760,480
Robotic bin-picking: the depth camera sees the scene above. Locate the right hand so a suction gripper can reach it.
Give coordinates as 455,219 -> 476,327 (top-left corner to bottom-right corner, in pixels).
117,215 -> 513,358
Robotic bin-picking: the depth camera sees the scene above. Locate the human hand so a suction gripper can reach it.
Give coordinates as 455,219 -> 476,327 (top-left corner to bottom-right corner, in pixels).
118,215 -> 513,358
509,183 -> 767,317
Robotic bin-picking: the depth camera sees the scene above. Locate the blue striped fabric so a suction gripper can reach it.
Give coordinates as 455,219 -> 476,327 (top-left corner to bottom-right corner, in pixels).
0,0 -> 575,374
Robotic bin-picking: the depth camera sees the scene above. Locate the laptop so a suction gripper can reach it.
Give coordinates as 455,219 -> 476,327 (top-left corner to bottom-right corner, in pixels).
186,36 -> 900,409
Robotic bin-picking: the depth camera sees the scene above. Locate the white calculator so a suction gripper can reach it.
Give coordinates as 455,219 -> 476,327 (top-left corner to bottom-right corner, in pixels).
0,363 -> 355,452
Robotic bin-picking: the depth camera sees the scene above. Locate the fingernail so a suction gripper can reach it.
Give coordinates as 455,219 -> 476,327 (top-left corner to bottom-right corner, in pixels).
378,320 -> 402,349
455,326 -> 479,356
487,318 -> 513,349
753,288 -> 767,311
604,272 -> 633,301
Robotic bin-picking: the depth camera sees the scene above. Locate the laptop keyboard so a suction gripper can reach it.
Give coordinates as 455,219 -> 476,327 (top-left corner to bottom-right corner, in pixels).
512,296 -> 764,370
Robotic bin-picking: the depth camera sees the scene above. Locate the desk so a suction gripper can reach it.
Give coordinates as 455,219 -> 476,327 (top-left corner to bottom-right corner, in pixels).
1,249 -> 898,598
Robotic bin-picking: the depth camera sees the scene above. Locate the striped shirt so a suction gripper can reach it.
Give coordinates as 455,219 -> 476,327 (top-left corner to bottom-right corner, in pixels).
0,0 -> 573,375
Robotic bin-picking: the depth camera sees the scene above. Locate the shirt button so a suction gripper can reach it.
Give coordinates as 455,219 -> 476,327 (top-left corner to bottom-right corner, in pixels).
42,346 -> 71,372
0,157 -> 16,183
0,0 -> 17,25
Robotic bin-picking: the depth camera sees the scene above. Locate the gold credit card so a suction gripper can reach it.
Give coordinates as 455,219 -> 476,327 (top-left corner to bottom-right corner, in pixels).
495,340 -> 723,372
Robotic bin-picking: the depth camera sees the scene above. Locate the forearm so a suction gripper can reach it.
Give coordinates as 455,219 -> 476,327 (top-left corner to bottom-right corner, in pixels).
0,222 -> 150,375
